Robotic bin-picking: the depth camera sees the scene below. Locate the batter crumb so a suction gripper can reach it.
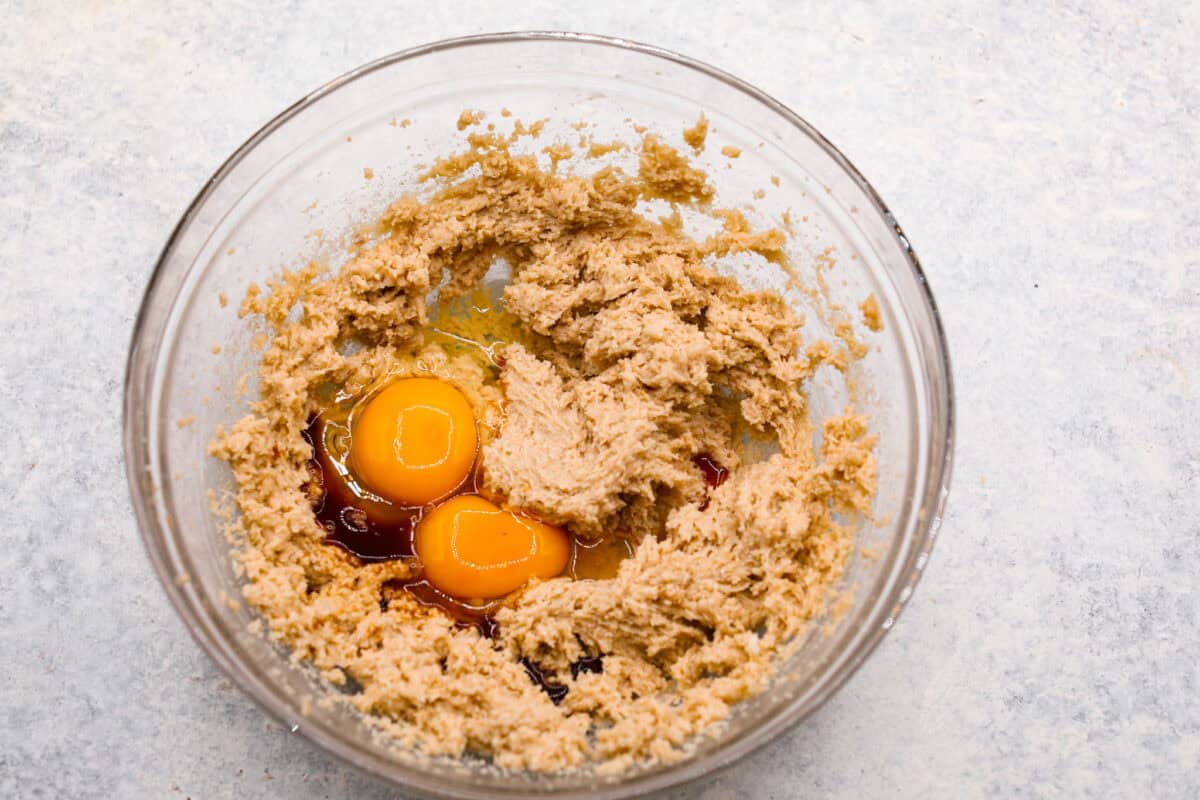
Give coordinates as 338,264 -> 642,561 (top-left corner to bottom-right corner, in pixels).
513,118 -> 547,138
542,143 -> 573,171
363,167 -> 374,180
682,112 -> 709,152
860,293 -> 883,331
177,415 -> 195,429
457,109 -> 485,130
211,119 -> 877,774
720,145 -> 741,159
586,140 -> 625,158
639,135 -> 713,202
218,292 -> 228,308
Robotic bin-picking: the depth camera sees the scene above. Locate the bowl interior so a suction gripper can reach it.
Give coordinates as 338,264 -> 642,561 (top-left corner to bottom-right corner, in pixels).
126,34 -> 951,799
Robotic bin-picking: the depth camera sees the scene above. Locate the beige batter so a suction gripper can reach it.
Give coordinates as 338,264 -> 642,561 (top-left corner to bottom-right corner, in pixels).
211,118 -> 878,773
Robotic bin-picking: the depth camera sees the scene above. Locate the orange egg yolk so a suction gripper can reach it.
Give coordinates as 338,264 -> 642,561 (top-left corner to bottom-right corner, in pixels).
415,495 -> 570,599
349,378 -> 477,506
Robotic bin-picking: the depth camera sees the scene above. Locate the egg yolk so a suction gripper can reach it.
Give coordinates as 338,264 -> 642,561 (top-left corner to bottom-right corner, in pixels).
415,495 -> 570,599
350,378 -> 477,506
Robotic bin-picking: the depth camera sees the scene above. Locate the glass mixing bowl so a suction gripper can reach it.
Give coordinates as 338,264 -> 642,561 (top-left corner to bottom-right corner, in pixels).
124,32 -> 953,799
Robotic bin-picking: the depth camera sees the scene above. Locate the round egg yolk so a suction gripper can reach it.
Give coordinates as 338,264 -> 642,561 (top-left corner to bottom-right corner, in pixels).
415,495 -> 570,599
349,378 -> 477,506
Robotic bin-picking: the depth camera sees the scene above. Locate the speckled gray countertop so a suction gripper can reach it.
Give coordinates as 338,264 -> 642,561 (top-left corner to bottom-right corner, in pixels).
2,2 -> 1198,798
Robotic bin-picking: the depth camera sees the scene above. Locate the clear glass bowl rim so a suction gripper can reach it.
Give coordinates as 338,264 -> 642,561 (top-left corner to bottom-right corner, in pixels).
123,30 -> 955,799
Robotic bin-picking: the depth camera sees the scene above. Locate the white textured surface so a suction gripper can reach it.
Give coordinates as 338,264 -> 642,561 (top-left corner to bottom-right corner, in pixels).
2,2 -> 1198,797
